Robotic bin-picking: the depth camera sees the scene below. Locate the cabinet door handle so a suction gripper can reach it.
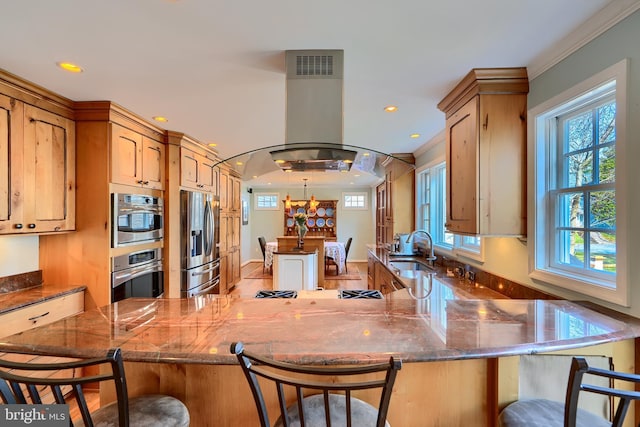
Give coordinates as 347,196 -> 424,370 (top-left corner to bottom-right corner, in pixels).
28,311 -> 50,323
15,224 -> 23,229
28,224 -> 36,229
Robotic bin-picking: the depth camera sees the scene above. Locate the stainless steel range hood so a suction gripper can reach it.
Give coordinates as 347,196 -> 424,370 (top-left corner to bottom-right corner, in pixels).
276,49 -> 352,171
211,49 -> 415,187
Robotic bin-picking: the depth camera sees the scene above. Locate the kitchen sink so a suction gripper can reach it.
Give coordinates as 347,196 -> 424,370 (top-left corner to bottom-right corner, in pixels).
388,260 -> 434,272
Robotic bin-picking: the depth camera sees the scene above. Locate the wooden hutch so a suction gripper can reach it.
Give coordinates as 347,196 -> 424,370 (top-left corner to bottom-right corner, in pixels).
282,200 -> 338,241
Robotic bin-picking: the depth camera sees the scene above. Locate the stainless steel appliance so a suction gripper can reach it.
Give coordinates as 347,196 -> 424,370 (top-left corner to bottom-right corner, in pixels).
181,190 -> 220,297
112,193 -> 163,247
111,248 -> 164,302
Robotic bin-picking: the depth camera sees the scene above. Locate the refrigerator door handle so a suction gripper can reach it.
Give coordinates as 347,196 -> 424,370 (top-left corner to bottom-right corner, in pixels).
191,260 -> 220,276
204,200 -> 213,257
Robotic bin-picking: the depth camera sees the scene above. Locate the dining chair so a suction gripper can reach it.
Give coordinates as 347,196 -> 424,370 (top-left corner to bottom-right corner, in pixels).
326,237 -> 352,275
258,236 -> 268,273
498,356 -> 640,427
230,341 -> 402,427
0,348 -> 190,427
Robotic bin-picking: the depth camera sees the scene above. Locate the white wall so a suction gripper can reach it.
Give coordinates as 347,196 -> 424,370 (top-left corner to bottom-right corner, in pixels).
240,184 -> 375,265
0,236 -> 39,277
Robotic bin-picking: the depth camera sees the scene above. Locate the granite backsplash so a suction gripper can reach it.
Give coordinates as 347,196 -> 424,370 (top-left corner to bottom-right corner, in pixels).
0,270 -> 43,294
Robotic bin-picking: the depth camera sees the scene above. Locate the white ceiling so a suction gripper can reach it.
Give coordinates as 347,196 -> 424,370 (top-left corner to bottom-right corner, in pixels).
1,0 -> 634,188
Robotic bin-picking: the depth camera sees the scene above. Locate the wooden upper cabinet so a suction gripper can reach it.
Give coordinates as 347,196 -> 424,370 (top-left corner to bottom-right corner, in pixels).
0,97 -> 75,235
180,147 -> 218,194
111,123 -> 164,190
0,94 -> 17,230
219,168 -> 229,211
374,155 -> 414,246
230,175 -> 241,212
438,67 -> 528,236
445,97 -> 478,234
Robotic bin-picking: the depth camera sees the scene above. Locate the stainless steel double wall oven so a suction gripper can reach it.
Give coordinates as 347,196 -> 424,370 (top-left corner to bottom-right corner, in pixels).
111,193 -> 165,303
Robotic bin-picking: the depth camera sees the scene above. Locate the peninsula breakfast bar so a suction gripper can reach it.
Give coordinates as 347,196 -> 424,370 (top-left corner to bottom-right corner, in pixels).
1,272 -> 638,426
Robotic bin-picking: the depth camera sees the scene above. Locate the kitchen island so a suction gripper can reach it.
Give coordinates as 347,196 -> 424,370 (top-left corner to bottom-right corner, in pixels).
1,277 -> 638,426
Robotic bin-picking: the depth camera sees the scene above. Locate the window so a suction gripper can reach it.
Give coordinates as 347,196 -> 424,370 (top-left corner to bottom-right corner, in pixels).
530,59 -> 627,305
416,161 -> 482,260
254,193 -> 280,210
342,192 -> 367,209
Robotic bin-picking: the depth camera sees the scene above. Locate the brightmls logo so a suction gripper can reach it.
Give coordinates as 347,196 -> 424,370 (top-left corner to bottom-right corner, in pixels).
2,405 -> 68,426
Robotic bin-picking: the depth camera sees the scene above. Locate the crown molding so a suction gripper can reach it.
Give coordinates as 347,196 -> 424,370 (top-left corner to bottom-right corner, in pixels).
528,0 -> 640,79
413,129 -> 445,158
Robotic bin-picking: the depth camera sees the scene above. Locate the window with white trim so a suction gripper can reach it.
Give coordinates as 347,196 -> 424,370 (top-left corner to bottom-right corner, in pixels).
254,193 -> 280,210
530,59 -> 627,306
342,192 -> 367,209
416,161 -> 482,260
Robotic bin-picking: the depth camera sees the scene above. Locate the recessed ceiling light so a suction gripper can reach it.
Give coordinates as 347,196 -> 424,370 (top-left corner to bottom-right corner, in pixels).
152,116 -> 168,123
384,105 -> 398,113
208,143 -> 217,147
236,161 -> 243,166
56,62 -> 83,73
275,159 -> 285,164
410,133 -> 421,139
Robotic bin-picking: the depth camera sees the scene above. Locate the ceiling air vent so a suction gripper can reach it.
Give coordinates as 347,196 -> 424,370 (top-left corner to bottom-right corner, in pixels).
295,54 -> 334,76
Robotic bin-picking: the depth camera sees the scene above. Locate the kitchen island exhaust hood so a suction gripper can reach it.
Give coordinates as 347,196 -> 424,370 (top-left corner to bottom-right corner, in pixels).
276,49 -> 353,171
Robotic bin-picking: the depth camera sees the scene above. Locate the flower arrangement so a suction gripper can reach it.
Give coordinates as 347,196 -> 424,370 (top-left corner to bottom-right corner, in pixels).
294,212 -> 308,227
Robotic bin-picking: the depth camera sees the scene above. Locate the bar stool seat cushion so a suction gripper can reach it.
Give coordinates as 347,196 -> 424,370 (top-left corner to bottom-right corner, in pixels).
76,394 -> 190,427
274,393 -> 390,427
498,398 -> 610,427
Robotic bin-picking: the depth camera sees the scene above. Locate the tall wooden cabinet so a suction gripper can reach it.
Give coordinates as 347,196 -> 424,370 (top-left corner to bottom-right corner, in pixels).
219,167 -> 241,293
40,101 -> 166,309
438,68 -> 528,236
375,154 -> 415,246
0,89 -> 75,235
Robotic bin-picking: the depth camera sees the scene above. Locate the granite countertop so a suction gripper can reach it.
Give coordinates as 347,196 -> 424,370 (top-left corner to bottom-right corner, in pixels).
1,286 -> 637,365
367,245 -> 507,300
0,284 -> 87,316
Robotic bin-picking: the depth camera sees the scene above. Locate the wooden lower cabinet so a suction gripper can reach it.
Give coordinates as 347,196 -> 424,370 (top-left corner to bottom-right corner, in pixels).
109,358 -> 492,427
0,291 -> 84,338
0,291 -> 85,404
374,261 -> 396,295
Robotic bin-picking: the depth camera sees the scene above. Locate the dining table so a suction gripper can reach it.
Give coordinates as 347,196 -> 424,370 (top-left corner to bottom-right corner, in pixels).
264,241 -> 347,274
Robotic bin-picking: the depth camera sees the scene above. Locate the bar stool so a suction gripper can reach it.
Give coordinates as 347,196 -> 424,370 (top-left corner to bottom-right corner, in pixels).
231,341 -> 401,427
0,348 -> 190,427
498,356 -> 640,427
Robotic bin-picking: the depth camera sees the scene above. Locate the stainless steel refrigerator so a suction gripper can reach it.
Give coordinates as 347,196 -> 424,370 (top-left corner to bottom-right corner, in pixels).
181,190 -> 220,297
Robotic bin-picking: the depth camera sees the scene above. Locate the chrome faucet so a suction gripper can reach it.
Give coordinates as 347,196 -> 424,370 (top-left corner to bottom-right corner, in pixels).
407,230 -> 437,267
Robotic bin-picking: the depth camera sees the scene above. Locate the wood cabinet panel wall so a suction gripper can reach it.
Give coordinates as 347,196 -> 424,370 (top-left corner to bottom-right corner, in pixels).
0,89 -> 75,235
438,67 -> 528,236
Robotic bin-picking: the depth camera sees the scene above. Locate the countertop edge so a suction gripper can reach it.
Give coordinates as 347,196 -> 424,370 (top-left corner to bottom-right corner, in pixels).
0,285 -> 87,316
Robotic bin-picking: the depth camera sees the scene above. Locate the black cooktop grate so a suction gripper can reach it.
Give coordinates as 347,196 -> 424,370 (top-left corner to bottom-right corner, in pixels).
339,290 -> 383,299
255,290 -> 298,299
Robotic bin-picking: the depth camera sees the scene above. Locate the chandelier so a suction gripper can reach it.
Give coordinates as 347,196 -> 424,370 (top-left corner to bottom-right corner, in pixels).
285,178 -> 319,214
